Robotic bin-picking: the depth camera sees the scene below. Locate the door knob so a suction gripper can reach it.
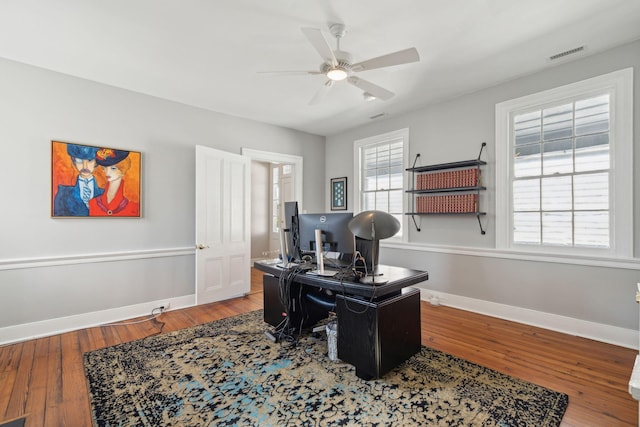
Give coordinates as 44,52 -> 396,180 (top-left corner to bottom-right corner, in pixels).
197,244 -> 210,250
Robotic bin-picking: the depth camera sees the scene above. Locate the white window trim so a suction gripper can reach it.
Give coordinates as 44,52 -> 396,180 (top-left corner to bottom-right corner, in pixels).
353,128 -> 410,242
495,68 -> 633,258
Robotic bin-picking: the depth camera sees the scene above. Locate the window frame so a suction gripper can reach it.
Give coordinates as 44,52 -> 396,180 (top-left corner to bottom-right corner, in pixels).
353,128 -> 410,242
495,68 -> 633,258
270,164 -> 281,234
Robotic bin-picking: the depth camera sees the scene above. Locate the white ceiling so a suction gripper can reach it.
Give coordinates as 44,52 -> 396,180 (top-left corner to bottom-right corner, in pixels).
1,0 -> 639,136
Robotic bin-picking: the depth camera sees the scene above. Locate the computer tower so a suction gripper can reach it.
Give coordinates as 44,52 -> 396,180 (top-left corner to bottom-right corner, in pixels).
263,275 -> 286,327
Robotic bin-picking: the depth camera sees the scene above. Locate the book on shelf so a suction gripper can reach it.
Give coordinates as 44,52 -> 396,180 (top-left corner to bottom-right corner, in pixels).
416,168 -> 480,190
416,194 -> 478,213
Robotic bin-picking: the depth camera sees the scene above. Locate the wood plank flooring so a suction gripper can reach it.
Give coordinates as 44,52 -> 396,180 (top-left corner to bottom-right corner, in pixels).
0,268 -> 637,426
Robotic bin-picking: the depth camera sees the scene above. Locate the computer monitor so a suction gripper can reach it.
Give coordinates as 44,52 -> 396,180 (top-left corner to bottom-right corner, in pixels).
298,212 -> 355,264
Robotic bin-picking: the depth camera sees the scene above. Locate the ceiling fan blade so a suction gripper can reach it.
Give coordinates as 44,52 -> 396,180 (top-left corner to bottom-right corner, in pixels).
347,76 -> 395,101
257,70 -> 323,76
351,47 -> 420,72
309,80 -> 334,105
301,27 -> 338,67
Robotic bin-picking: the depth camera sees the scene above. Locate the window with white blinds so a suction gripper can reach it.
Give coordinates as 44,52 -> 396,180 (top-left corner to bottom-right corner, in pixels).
354,129 -> 409,241
513,95 -> 610,247
271,165 -> 280,233
496,69 -> 633,258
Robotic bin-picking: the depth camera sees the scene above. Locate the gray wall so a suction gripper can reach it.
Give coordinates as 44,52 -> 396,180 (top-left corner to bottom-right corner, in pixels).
326,40 -> 640,332
251,161 -> 271,260
0,57 -> 325,332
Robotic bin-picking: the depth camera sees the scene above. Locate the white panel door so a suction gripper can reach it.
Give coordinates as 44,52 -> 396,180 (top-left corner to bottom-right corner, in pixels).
195,145 -> 251,304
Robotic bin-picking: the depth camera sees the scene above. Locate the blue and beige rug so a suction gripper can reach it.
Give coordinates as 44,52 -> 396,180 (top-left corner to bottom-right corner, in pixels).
83,310 -> 568,426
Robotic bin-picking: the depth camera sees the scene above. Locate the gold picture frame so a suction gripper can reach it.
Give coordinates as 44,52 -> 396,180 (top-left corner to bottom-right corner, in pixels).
51,141 -> 141,217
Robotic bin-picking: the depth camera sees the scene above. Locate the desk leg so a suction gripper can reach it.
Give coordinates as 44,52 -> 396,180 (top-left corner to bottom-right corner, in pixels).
336,288 -> 421,380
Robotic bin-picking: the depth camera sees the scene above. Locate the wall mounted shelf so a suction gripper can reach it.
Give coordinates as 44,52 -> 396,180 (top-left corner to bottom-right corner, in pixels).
406,142 -> 487,234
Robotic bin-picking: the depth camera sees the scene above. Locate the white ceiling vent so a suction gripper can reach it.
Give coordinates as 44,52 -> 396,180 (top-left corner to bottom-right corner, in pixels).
369,113 -> 385,120
549,46 -> 586,61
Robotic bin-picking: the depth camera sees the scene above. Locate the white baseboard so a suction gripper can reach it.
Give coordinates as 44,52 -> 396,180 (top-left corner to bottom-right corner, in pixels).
419,288 -> 638,350
0,294 -> 196,346
3,288 -> 635,351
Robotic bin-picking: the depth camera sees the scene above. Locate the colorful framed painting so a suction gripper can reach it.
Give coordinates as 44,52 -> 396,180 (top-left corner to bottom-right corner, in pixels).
331,177 -> 347,211
51,141 -> 141,217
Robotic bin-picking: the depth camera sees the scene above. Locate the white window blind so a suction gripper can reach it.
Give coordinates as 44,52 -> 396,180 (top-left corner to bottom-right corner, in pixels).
512,94 -> 610,248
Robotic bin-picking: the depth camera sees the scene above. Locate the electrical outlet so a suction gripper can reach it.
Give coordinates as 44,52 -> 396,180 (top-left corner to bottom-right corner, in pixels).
159,301 -> 170,311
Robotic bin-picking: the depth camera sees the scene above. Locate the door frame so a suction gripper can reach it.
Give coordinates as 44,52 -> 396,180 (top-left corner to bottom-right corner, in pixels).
241,148 -> 304,210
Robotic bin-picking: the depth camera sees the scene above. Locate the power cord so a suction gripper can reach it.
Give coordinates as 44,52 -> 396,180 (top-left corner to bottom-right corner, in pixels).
271,264 -> 310,347
99,306 -> 167,336
268,252 -> 376,347
336,251 -> 378,315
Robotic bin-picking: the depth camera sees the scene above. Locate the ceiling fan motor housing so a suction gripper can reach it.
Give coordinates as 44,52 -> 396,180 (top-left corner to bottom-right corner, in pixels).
322,50 -> 353,80
322,58 -> 352,73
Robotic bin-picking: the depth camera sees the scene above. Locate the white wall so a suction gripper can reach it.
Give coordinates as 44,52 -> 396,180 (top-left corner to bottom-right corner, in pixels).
251,161 -> 270,260
326,40 -> 640,347
0,57 -> 325,343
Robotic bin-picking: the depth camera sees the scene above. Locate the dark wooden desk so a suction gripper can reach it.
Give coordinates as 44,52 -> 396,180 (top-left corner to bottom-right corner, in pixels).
254,262 -> 428,379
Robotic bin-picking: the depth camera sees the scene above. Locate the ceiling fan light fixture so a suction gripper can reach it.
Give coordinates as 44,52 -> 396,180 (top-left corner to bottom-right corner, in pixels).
326,67 -> 348,81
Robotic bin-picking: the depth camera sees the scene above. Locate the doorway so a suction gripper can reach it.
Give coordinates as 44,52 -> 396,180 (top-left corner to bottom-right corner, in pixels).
242,149 -> 303,262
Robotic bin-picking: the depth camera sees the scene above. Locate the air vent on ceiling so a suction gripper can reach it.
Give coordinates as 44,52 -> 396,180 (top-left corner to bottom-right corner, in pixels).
369,113 -> 385,120
549,46 -> 585,61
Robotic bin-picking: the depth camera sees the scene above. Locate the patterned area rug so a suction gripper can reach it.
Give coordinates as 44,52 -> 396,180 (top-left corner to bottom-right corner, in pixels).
84,310 -> 568,426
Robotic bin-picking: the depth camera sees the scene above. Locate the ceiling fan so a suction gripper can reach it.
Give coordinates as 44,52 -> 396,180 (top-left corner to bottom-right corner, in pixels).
266,23 -> 420,105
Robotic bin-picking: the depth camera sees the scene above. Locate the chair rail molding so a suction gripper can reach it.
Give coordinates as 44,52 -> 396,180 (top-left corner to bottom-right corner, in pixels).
0,247 -> 195,271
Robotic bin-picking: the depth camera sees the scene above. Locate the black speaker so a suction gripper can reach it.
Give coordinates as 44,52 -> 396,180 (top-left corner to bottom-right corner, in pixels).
355,237 -> 380,273
284,201 -> 300,261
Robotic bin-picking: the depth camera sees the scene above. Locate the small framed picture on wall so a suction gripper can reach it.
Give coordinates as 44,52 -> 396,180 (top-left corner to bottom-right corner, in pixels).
330,177 -> 347,211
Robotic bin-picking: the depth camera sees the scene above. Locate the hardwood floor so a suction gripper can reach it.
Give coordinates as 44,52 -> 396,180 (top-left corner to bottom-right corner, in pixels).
0,268 -> 637,426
